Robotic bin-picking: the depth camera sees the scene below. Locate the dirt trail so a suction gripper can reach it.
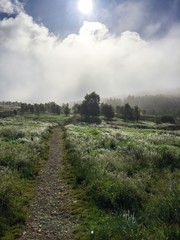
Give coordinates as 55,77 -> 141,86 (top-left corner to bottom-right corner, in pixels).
19,128 -> 78,240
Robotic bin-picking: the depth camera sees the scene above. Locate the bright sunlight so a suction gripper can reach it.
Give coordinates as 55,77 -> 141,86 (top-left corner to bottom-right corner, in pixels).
78,0 -> 93,15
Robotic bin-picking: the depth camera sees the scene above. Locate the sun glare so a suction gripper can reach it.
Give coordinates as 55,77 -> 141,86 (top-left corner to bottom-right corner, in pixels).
78,0 -> 93,15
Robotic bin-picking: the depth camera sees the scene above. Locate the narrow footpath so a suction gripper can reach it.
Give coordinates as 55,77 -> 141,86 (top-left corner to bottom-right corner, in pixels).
19,128 -> 78,240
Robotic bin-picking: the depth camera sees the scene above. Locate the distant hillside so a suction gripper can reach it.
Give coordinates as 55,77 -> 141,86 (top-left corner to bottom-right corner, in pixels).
129,88 -> 180,97
104,94 -> 180,116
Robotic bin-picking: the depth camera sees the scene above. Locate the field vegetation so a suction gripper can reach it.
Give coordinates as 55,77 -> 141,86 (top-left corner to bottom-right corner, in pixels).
0,94 -> 180,239
0,117 -> 57,239
65,120 -> 180,239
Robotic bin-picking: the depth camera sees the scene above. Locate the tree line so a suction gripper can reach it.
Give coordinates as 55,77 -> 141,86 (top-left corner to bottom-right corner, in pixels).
72,92 -> 176,124
1,92 -> 176,124
19,92 -> 140,121
105,95 -> 180,117
20,102 -> 70,116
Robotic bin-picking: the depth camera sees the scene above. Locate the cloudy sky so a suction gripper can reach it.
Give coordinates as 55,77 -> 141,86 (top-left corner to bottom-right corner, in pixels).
0,0 -> 180,103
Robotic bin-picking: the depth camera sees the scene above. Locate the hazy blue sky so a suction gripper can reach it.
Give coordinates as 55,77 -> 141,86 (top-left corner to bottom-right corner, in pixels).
0,0 -> 180,103
23,0 -> 180,38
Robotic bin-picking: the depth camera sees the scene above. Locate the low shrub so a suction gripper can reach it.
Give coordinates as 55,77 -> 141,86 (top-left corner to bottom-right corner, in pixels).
0,167 -> 25,238
156,115 -> 176,124
86,175 -> 143,211
0,143 -> 39,179
0,127 -> 25,140
155,145 -> 180,170
93,212 -> 142,240
145,189 -> 180,225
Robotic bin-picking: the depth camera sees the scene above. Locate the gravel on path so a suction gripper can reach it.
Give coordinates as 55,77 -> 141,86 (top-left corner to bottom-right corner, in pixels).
19,128 -> 78,240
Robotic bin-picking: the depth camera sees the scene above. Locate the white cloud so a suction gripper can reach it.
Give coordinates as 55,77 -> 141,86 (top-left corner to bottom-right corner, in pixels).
99,0 -> 147,36
0,11 -> 180,103
79,21 -> 109,40
99,0 -> 179,39
0,0 -> 23,14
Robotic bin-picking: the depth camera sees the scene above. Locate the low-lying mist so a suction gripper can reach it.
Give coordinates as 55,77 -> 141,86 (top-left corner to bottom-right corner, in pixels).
0,13 -> 180,103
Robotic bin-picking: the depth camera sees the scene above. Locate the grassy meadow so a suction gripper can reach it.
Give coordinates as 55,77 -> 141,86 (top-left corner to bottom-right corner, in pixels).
0,114 -> 179,240
65,120 -> 180,239
0,117 -> 57,239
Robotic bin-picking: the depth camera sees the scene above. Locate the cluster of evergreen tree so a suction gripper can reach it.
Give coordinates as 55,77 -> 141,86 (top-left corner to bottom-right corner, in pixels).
20,102 -> 70,116
72,92 -> 101,123
116,104 -> 140,121
101,103 -> 115,120
72,92 -> 140,122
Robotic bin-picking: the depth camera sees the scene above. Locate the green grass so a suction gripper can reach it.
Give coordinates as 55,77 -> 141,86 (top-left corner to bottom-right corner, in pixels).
0,117 -> 53,239
65,122 -> 180,239
1,116 -> 179,239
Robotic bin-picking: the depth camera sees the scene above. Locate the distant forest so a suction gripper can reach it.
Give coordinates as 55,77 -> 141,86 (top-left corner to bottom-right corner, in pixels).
105,95 -> 180,117
1,94 -> 180,118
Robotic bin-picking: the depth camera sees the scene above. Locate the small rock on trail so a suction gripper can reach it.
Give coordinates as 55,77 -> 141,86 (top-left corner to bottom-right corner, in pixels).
19,128 -> 78,240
